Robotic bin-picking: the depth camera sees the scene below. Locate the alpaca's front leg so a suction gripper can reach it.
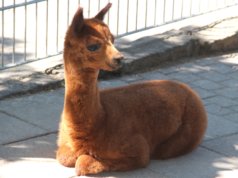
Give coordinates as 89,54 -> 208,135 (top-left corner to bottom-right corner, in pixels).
75,135 -> 150,175
56,145 -> 78,167
76,154 -> 109,175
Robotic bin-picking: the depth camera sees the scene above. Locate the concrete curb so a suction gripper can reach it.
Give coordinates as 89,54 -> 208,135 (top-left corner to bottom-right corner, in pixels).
1,16 -> 238,100
104,16 -> 238,76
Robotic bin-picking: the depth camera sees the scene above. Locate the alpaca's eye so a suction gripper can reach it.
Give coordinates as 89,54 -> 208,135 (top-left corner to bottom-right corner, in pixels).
87,44 -> 101,52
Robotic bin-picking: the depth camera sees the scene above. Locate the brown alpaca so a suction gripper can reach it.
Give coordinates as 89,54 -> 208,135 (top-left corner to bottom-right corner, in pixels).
56,3 -> 207,176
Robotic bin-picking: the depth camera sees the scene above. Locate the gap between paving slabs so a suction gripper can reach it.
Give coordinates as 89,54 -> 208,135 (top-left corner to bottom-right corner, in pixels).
0,16 -> 238,100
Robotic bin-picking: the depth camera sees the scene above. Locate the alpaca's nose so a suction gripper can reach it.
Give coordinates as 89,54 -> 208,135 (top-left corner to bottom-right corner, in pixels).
114,53 -> 124,62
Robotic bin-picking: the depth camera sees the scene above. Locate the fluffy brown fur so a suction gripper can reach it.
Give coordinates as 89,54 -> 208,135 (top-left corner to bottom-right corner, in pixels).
56,3 -> 207,176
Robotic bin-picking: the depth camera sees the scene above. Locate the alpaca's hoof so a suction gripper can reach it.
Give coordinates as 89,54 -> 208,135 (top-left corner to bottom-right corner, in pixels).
75,155 -> 107,176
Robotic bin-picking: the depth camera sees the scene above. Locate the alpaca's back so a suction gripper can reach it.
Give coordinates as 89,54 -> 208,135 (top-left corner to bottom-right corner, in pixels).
100,80 -> 207,158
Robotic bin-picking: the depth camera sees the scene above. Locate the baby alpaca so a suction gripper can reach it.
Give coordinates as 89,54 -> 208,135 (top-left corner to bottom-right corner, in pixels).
56,3 -> 207,176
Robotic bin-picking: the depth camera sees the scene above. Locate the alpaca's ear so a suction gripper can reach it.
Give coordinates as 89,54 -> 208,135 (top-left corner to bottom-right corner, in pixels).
95,3 -> 112,21
71,7 -> 84,36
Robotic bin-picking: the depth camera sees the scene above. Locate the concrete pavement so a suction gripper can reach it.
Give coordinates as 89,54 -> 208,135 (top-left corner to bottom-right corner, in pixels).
1,52 -> 238,178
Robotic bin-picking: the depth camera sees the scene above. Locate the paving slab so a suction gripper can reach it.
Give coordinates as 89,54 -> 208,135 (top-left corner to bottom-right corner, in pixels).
214,88 -> 238,99
0,134 -> 75,178
199,71 -> 230,83
202,134 -> 238,157
194,57 -> 218,66
0,88 -> 64,131
193,87 -> 217,99
204,96 -> 238,107
90,168 -> 166,178
0,133 -> 57,162
230,105 -> 238,113
99,79 -> 128,89
205,113 -> 238,140
210,63 -> 236,74
220,78 -> 238,89
205,114 -> 238,140
205,104 -> 233,116
120,74 -> 144,83
192,79 -> 225,90
148,147 -> 238,178
142,70 -> 170,81
0,112 -> 46,145
166,72 -> 200,83
223,113 -> 238,124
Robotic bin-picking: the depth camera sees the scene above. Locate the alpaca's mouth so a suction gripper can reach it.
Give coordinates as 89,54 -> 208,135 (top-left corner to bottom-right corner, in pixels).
106,60 -> 123,71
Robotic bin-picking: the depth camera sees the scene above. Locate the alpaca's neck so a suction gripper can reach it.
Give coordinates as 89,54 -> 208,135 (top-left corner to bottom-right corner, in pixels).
63,65 -> 103,130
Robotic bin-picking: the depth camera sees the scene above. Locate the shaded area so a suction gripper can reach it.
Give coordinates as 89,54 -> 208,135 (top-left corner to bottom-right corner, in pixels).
0,70 -> 64,100
0,37 -> 34,69
0,133 -> 57,162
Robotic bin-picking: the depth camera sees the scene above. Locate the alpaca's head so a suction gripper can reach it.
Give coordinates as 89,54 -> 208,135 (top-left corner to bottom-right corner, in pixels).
64,3 -> 124,72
